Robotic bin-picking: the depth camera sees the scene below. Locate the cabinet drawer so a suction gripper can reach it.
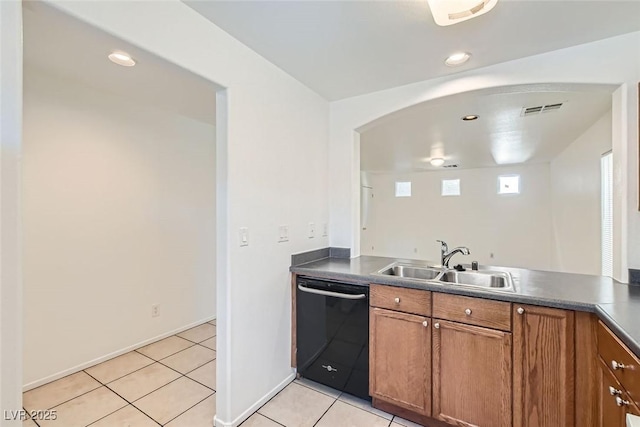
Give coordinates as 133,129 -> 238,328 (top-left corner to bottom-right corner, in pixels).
598,321 -> 640,408
370,284 -> 431,316
433,293 -> 511,331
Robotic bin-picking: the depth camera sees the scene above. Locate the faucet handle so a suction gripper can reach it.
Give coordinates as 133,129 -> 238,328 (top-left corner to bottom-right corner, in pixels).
436,240 -> 448,253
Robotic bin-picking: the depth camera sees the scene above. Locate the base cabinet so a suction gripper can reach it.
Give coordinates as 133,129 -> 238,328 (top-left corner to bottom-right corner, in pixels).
598,321 -> 640,426
369,285 -> 583,427
369,307 -> 431,417
432,319 -> 512,427
599,361 -> 640,426
513,304 -> 575,427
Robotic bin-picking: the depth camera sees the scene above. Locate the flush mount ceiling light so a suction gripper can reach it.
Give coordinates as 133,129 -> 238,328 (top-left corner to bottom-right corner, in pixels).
430,157 -> 445,167
427,0 -> 499,26
108,51 -> 136,67
462,115 -> 479,121
445,52 -> 471,67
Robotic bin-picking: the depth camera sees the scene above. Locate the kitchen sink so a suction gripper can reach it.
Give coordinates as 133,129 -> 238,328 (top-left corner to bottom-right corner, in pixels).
374,262 -> 515,292
376,263 -> 442,281
438,270 -> 514,291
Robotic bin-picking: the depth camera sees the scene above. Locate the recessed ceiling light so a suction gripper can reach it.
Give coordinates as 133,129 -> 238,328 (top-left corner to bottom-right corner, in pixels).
430,158 -> 445,167
445,52 -> 471,67
462,115 -> 479,121
108,51 -> 136,67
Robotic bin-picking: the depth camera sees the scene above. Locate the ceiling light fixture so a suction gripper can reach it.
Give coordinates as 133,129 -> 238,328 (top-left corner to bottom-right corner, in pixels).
462,115 -> 479,121
430,158 -> 445,167
427,0 -> 499,26
108,51 -> 136,67
445,52 -> 471,67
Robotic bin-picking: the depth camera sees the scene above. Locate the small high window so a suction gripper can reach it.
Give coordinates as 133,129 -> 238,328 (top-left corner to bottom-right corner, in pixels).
441,179 -> 460,196
498,175 -> 520,194
395,181 -> 411,197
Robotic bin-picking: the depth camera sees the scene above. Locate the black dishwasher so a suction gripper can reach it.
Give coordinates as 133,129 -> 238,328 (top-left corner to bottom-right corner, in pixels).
296,276 -> 370,400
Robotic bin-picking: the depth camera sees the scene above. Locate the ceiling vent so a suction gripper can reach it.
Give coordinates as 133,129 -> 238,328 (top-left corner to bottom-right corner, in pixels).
521,103 -> 564,117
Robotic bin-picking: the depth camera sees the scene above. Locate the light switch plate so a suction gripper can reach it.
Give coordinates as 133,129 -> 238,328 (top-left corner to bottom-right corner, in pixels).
278,225 -> 289,243
322,223 -> 328,237
308,222 -> 315,239
239,227 -> 249,247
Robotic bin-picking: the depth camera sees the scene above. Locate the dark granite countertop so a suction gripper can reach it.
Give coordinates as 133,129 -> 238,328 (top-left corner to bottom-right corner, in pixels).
291,255 -> 640,356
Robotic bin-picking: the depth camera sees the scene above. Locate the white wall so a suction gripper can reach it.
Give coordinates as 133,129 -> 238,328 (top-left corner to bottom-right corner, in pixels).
22,67 -> 217,387
361,164 -> 552,270
330,31 -> 640,283
0,1 -> 23,424
20,2 -> 330,425
550,111 -> 612,275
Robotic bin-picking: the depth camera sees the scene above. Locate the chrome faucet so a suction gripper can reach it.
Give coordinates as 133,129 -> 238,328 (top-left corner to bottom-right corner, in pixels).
437,240 -> 471,268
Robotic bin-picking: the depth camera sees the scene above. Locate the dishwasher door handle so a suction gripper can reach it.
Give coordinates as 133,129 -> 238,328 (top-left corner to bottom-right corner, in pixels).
297,284 -> 367,300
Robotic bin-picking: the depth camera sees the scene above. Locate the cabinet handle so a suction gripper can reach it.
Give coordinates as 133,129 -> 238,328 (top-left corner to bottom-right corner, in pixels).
434,322 -> 440,329
612,360 -> 626,370
464,308 -> 472,316
517,307 -> 525,315
422,320 -> 428,327
616,396 -> 630,407
394,297 -> 401,304
609,386 -> 622,396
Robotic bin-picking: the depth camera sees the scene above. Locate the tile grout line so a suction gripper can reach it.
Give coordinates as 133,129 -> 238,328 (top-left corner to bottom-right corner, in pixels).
154,353 -> 216,380
295,380 -> 392,422
83,359 -> 193,426
160,390 -> 215,426
86,356 -> 156,387
29,378 -> 103,413
293,380 -> 341,399
338,396 -> 393,421
175,333 -> 217,346
83,403 -> 161,427
134,341 -> 198,362
85,362 -> 207,426
255,379 -> 298,418
311,397 -> 339,427
23,324 -> 215,427
251,413 -> 286,427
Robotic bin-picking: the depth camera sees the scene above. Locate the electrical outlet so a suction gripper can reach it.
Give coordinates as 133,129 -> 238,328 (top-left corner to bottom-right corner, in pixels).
278,225 -> 289,243
308,222 -> 315,239
151,304 -> 160,318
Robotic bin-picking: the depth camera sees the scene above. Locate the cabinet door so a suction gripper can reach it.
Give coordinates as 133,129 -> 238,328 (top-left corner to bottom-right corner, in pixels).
513,304 -> 575,427
369,307 -> 431,416
432,319 -> 512,427
600,361 -> 626,427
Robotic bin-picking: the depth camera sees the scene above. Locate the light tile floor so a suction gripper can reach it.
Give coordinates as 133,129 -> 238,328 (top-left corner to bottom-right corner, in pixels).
22,320 -> 216,427
240,378 -> 425,427
22,319 -> 424,427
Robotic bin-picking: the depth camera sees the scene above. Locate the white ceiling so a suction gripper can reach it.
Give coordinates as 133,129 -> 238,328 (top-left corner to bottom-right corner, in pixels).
359,83 -> 614,172
23,2 -> 219,125
184,0 -> 640,101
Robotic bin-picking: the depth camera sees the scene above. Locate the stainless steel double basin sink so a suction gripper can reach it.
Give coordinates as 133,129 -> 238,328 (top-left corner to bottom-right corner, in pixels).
374,262 -> 515,292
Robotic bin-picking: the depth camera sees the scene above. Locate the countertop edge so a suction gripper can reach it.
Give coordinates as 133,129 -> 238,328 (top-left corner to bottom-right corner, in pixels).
290,266 -> 598,313
596,305 -> 640,358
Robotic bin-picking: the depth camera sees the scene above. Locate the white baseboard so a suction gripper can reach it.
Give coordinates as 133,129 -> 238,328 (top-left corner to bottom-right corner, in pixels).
213,371 -> 295,427
23,315 -> 216,391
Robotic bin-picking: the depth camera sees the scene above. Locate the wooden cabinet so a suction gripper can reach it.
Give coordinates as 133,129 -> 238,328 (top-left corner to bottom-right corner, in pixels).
432,319 -> 512,427
369,307 -> 431,417
370,284 -> 431,316
433,292 -> 511,331
513,304 -> 575,427
598,321 -> 640,426
598,359 -> 640,426
368,284 -> 584,427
